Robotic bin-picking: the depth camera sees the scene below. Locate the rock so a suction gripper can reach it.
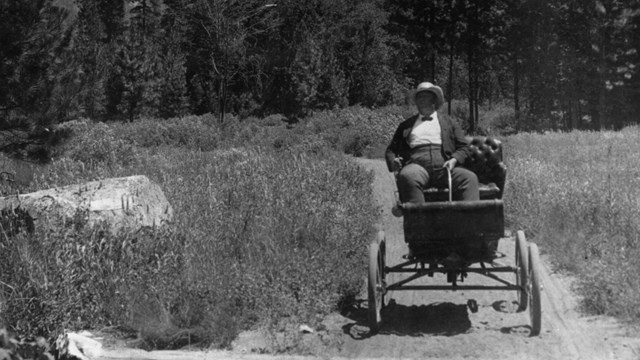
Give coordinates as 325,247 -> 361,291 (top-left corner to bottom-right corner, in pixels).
0,348 -> 10,360
39,352 -> 55,360
0,175 -> 173,235
0,327 -> 9,349
299,324 -> 314,334
320,313 -> 352,332
56,332 -> 102,360
230,330 -> 270,354
0,333 -> 54,360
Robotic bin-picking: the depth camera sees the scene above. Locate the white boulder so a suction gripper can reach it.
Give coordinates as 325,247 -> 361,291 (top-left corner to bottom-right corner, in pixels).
0,175 -> 173,234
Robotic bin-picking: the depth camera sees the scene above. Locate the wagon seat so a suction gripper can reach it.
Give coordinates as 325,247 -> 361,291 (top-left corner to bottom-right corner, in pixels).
423,136 -> 507,201
400,136 -> 507,261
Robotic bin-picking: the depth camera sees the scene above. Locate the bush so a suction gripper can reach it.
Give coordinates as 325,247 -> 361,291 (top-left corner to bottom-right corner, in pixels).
113,114 -> 220,151
55,119 -> 137,168
477,101 -> 516,136
301,105 -> 403,157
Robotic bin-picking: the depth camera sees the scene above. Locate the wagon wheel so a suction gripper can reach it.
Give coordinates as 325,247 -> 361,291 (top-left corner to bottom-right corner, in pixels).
528,242 -> 542,336
368,231 -> 386,332
515,230 -> 529,312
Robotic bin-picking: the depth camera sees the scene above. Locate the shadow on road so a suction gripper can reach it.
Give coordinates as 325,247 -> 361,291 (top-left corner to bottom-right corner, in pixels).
342,300 -> 471,339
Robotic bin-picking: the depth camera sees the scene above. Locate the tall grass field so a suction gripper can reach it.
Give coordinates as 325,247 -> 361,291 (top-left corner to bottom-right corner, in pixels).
0,116 -> 377,350
0,107 -> 639,350
504,128 -> 640,319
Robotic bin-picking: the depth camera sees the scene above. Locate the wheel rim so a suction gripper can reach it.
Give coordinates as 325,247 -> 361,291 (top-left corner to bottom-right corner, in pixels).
528,243 -> 542,336
379,235 -> 387,308
516,231 -> 529,311
368,233 -> 385,331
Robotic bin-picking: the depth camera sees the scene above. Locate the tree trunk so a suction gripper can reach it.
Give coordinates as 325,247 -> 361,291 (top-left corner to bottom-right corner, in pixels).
474,70 -> 479,131
431,51 -> 436,83
430,7 -> 436,82
466,1 -> 479,134
447,3 -> 456,116
597,32 -> 607,130
514,53 -> 520,121
448,50 -> 454,116
219,76 -> 226,123
468,59 -> 475,133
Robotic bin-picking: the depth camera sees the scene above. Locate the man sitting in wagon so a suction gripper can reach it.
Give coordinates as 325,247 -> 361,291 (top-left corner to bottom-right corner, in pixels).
385,82 -> 479,203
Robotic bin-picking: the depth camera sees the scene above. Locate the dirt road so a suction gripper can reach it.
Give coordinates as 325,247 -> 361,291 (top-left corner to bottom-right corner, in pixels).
333,158 -> 639,359
98,158 -> 639,360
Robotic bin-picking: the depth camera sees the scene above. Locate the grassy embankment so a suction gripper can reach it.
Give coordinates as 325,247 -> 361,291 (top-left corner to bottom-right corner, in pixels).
1,105 -> 638,350
504,128 -> 640,320
0,112 -> 383,350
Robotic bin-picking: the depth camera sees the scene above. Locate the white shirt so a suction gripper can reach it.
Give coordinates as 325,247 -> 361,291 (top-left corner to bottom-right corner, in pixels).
408,112 -> 442,148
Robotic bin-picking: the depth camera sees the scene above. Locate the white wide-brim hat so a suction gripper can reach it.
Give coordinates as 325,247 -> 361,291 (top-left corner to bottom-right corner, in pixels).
413,82 -> 445,110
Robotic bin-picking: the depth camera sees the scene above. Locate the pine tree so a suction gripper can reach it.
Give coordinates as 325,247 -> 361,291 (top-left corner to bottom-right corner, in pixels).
0,0 -> 79,160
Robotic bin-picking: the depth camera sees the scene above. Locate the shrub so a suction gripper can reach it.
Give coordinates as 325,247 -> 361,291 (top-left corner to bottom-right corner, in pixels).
477,101 -> 516,136
55,119 -> 137,168
448,99 -> 469,129
301,105 -> 403,157
0,154 -> 36,196
112,115 -> 221,151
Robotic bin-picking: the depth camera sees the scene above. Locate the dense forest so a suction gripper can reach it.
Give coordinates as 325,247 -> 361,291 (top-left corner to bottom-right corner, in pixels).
1,0 -> 639,158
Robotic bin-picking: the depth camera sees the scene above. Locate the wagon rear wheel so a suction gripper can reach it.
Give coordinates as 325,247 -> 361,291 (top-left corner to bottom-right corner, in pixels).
368,231 -> 386,332
515,230 -> 529,311
528,242 -> 542,336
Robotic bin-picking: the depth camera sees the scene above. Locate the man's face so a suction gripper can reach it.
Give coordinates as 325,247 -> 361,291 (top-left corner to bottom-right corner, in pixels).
415,91 -> 437,116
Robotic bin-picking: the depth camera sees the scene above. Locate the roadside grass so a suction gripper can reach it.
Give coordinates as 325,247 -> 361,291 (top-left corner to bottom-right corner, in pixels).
503,127 -> 640,321
0,117 -> 377,349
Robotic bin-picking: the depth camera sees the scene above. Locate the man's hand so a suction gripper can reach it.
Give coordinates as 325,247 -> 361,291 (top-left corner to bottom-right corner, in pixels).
443,158 -> 457,171
392,157 -> 403,172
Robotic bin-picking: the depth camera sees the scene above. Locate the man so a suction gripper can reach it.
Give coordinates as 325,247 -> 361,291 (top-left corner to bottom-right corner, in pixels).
386,82 -> 479,203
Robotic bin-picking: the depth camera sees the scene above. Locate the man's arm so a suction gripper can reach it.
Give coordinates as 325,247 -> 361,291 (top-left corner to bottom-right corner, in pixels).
449,119 -> 472,166
385,124 -> 406,172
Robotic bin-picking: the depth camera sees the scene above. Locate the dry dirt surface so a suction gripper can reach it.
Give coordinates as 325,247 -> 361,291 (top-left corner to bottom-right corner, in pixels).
97,158 -> 640,360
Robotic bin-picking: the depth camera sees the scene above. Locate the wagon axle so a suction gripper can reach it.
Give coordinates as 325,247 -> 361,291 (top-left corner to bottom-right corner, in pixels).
368,230 -> 542,336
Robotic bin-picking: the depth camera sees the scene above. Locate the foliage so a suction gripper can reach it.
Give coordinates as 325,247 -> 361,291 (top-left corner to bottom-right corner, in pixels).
111,114 -> 220,150
2,0 -> 640,135
300,105 -> 405,156
53,119 -> 137,167
0,1 -> 76,160
504,126 -> 640,321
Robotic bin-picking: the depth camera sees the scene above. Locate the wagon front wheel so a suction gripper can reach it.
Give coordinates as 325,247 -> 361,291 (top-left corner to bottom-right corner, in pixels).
528,242 -> 542,336
515,230 -> 529,312
368,231 -> 386,332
